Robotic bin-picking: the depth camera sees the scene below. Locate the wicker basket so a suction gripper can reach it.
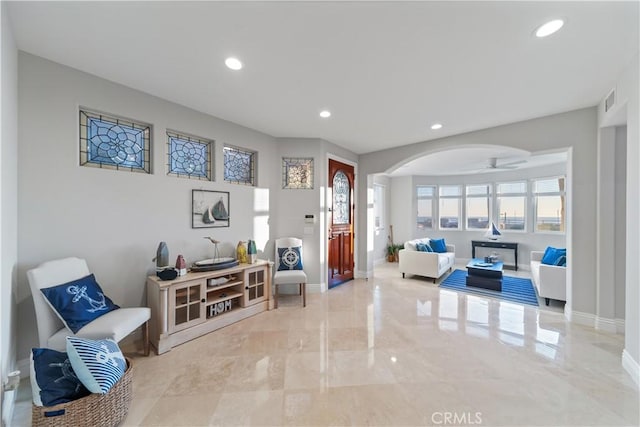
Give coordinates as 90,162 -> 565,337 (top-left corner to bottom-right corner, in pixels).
32,358 -> 133,427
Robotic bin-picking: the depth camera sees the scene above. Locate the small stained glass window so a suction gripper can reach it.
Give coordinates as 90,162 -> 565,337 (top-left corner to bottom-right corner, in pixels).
224,145 -> 256,186
79,109 -> 151,173
167,130 -> 213,180
333,170 -> 350,224
282,157 -> 314,189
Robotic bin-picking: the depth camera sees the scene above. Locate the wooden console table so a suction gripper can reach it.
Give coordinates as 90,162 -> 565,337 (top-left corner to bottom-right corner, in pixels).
146,260 -> 272,354
471,240 -> 519,271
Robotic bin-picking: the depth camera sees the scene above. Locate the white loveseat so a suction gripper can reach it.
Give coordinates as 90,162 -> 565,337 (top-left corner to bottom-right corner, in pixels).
399,238 -> 455,282
530,251 -> 566,305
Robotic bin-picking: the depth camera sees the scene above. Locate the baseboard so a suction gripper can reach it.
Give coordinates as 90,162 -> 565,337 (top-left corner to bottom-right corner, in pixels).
567,307 -> 597,327
355,269 -> 371,279
277,283 -> 322,294
595,316 -> 619,334
306,283 -> 323,293
622,349 -> 640,388
564,307 -> 625,335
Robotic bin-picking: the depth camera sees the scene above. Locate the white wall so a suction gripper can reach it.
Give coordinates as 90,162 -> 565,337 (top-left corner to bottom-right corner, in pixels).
1,3 -> 19,423
387,162 -> 567,269
271,138 -> 358,291
372,175 -> 390,264
615,126 -> 627,321
598,53 -> 639,384
389,176 -> 413,245
16,53 -> 281,360
358,108 -> 598,319
273,138 -> 324,288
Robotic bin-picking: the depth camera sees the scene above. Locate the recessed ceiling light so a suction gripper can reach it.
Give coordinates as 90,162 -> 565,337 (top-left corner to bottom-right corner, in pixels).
225,57 -> 243,70
535,19 -> 564,38
319,110 -> 331,118
431,123 -> 443,130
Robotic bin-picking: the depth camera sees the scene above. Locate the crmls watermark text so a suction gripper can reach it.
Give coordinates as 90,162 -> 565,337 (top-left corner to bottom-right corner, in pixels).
431,411 -> 483,425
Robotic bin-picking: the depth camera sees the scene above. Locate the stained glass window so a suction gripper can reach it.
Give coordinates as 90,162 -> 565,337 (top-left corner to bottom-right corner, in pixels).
79,109 -> 150,173
167,130 -> 213,180
224,145 -> 256,186
333,170 -> 350,224
282,157 -> 314,189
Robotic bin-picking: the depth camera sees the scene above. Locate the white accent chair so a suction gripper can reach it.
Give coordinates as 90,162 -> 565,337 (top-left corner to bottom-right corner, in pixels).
27,257 -> 150,355
273,237 -> 307,308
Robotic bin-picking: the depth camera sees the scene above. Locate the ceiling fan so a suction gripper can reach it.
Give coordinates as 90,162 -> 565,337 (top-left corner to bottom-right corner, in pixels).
485,157 -> 526,170
462,157 -> 527,173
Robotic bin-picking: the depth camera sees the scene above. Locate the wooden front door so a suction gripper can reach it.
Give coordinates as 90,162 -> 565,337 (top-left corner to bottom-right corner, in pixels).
328,159 -> 355,288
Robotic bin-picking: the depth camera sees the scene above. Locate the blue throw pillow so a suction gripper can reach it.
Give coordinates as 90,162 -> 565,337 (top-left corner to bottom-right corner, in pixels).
416,242 -> 433,252
430,238 -> 448,253
554,255 -> 567,267
541,247 -> 567,265
277,246 -> 304,271
66,337 -> 126,394
30,348 -> 90,407
40,274 -> 119,333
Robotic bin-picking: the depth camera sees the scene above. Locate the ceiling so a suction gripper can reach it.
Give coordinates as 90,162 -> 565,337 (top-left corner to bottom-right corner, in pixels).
389,146 -> 567,177
6,1 -> 638,156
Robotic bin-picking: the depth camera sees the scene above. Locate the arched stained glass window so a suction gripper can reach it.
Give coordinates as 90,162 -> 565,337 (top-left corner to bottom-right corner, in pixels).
333,170 -> 350,224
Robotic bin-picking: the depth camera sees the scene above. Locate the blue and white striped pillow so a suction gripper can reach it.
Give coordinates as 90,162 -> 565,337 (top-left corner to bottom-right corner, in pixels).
66,337 -> 126,394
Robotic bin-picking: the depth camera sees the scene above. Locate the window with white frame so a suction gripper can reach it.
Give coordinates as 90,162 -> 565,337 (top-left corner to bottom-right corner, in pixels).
374,184 -> 385,230
466,184 -> 491,229
439,185 -> 461,229
416,185 -> 435,229
496,181 -> 527,231
533,177 -> 565,232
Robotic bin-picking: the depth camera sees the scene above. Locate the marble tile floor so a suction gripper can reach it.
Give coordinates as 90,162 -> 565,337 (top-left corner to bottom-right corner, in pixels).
12,263 -> 639,426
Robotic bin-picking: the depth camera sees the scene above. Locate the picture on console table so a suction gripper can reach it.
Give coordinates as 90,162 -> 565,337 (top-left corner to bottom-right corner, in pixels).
192,190 -> 230,228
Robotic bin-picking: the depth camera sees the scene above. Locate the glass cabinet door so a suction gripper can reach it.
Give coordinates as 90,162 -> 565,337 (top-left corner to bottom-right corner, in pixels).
244,268 -> 266,306
169,280 -> 206,333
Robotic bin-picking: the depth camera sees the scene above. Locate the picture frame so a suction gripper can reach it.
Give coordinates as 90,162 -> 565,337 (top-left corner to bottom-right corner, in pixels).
192,190 -> 230,228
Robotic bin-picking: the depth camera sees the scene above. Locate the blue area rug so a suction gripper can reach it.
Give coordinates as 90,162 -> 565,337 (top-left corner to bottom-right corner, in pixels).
440,269 -> 539,306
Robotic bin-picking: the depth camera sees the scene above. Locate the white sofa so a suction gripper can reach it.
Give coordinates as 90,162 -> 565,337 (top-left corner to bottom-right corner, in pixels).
399,238 -> 455,282
530,251 -> 566,305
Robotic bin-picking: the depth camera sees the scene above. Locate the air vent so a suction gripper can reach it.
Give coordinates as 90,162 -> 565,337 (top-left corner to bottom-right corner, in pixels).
605,89 -> 616,112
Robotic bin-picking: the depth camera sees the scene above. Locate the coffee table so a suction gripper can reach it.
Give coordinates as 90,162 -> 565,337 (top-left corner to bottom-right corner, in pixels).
466,258 -> 504,291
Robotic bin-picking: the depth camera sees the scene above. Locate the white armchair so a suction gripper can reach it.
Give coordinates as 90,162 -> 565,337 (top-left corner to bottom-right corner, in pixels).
27,257 -> 150,355
273,237 -> 307,308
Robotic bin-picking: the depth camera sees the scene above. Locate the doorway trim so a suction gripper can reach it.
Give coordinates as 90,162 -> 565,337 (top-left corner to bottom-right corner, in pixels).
324,153 -> 358,291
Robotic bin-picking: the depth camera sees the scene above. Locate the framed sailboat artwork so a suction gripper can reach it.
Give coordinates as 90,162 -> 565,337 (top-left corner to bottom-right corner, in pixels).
192,190 -> 230,228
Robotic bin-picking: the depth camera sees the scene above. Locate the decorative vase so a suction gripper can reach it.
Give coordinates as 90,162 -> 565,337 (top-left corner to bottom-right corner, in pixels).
247,240 -> 257,264
175,255 -> 187,276
155,242 -> 169,271
236,241 -> 248,263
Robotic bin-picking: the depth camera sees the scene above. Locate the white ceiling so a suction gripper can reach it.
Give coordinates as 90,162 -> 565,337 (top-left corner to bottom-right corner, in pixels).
389,146 -> 567,177
6,1 -> 639,157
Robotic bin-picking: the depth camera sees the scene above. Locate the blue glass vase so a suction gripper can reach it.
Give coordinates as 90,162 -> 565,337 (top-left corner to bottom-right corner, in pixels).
247,240 -> 257,264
